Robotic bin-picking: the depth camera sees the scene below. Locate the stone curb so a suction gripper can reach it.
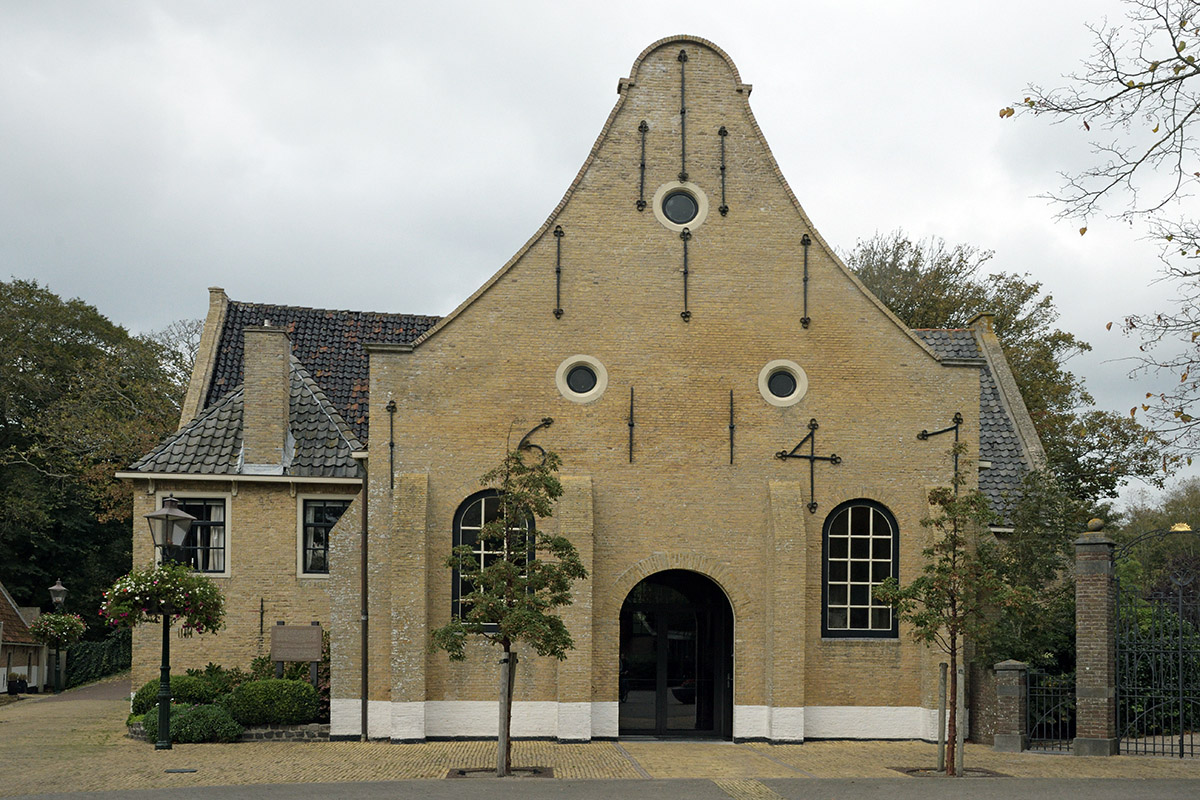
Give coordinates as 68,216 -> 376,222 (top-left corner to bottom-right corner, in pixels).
127,721 -> 330,742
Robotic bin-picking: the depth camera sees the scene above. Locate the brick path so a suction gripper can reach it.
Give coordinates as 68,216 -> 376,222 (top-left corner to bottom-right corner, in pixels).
3,676 -> 1200,798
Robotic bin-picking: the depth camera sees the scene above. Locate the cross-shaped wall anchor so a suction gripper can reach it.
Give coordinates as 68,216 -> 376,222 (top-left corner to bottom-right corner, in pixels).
776,418 -> 841,513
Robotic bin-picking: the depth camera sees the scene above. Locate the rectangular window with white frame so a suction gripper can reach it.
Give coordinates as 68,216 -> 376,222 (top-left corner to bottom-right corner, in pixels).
300,498 -> 351,575
174,497 -> 227,574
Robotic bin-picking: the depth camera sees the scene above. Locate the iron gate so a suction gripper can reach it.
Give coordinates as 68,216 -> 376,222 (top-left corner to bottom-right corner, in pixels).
1115,530 -> 1200,758
1027,670 -> 1075,752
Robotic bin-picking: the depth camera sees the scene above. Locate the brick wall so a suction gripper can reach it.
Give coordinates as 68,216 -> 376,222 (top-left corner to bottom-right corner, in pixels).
130,479 -> 358,688
328,37 -> 984,737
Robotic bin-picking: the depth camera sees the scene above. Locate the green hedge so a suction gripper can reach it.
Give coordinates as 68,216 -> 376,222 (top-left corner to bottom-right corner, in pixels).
141,703 -> 243,743
65,628 -> 131,688
225,679 -> 317,726
131,674 -> 217,716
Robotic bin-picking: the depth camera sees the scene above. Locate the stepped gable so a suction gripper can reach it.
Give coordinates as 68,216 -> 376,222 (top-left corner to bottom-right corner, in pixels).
914,328 -> 1031,520
132,357 -> 362,479
205,301 -> 439,443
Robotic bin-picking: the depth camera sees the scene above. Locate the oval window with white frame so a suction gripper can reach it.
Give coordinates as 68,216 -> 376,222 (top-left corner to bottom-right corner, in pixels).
556,355 -> 608,404
758,359 -> 808,407
651,181 -> 709,233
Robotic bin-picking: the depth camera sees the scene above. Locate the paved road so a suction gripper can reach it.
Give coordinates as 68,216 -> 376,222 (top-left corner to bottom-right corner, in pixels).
15,778 -> 1200,800
4,676 -> 1200,799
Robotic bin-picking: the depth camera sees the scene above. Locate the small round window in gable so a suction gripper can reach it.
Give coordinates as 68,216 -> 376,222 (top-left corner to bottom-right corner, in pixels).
556,355 -> 608,404
758,359 -> 808,407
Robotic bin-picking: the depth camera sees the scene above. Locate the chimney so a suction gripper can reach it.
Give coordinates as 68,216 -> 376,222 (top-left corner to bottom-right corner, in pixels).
241,325 -> 292,473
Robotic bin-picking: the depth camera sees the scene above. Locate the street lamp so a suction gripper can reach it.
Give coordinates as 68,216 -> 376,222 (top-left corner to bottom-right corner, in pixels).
143,496 -> 195,751
47,579 -> 67,693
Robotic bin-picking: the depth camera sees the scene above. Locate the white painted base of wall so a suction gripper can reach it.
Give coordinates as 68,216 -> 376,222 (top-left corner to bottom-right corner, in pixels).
333,700 -> 961,742
330,699 -> 391,739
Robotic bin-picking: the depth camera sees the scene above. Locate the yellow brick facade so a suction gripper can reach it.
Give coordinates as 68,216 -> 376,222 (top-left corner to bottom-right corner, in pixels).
129,36 -> 1009,744
129,480 -> 359,688
326,36 -> 982,743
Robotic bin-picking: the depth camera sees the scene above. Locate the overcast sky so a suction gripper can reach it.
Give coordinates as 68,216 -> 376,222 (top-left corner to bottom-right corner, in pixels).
2,0 -> 1195,504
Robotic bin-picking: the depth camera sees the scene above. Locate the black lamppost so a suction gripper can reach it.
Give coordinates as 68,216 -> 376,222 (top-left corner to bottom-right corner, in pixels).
47,579 -> 67,693
143,496 -> 194,751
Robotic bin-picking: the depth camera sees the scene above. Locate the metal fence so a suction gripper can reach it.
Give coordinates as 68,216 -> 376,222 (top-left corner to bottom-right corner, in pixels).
1116,580 -> 1200,757
1027,670 -> 1075,752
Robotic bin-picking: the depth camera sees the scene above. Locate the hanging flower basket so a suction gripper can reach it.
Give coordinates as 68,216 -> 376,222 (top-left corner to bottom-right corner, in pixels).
28,612 -> 87,650
101,562 -> 225,636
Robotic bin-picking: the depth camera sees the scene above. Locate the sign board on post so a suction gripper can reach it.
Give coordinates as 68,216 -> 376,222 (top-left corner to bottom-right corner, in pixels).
270,623 -> 323,662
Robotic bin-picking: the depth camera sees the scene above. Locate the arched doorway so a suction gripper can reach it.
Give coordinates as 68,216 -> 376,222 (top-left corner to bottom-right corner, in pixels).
619,570 -> 733,738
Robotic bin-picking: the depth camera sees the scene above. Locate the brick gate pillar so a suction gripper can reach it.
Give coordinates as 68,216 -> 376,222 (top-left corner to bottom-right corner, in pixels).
1073,519 -> 1118,756
992,660 -> 1028,752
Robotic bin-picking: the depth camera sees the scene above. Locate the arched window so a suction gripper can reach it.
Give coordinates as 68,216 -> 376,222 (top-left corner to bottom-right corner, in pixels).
451,490 -> 534,618
822,500 -> 899,638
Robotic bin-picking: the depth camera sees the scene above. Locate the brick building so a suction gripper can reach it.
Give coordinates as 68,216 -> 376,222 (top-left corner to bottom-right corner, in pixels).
121,36 -> 1044,743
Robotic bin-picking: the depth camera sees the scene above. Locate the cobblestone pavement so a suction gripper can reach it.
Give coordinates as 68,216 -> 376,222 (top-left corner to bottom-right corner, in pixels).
3,676 -> 1200,798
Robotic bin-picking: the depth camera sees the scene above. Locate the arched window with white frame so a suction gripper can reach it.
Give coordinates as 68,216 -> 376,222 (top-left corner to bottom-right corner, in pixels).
822,499 -> 900,638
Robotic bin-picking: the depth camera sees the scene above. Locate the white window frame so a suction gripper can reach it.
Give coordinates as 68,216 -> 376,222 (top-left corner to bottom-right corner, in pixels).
296,494 -> 353,579
153,490 -> 233,578
821,499 -> 899,639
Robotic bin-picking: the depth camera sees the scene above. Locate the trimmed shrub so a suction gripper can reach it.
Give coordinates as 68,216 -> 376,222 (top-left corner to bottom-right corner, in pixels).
185,662 -> 253,697
140,703 -> 182,742
226,679 -> 317,726
66,628 -> 131,689
131,674 -> 217,715
173,704 -> 243,743
141,703 -> 243,744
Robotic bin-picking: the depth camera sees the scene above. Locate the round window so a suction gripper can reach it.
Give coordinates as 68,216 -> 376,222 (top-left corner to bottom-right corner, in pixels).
767,369 -> 797,398
566,364 -> 597,394
556,355 -> 608,404
662,191 -> 698,225
758,359 -> 808,407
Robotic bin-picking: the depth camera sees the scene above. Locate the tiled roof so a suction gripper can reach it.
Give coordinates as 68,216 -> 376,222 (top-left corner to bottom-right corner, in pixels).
914,329 -> 1030,520
0,582 -> 35,645
911,328 -> 981,360
132,357 -> 364,479
206,302 -> 439,443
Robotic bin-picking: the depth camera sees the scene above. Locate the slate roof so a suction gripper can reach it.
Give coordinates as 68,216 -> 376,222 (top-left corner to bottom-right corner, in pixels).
914,328 -> 1031,521
0,582 -> 35,646
205,302 -> 439,444
131,357 -> 364,479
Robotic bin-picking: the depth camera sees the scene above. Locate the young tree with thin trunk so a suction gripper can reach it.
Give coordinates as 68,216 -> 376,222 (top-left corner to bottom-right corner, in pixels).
873,451 -> 1005,777
430,444 -> 587,777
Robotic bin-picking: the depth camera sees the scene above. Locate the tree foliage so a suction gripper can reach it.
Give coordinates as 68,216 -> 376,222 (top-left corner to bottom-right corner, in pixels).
1005,0 -> 1200,457
430,443 -> 587,775
976,471 -> 1081,672
0,278 -> 182,630
874,459 -> 1005,777
1116,477 -> 1200,604
846,230 -> 1163,501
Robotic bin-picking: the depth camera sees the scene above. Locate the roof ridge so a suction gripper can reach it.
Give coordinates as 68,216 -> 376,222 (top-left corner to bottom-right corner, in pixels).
228,298 -> 438,321
911,327 -> 972,332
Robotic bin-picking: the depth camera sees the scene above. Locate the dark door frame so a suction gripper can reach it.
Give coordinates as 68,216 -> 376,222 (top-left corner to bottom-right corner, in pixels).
618,569 -> 733,739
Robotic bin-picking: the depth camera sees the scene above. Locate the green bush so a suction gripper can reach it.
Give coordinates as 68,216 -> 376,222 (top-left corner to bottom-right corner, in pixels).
185,662 -> 253,697
173,704 -> 243,743
140,703 -> 181,742
141,703 -> 243,743
131,674 -> 217,715
226,679 -> 317,726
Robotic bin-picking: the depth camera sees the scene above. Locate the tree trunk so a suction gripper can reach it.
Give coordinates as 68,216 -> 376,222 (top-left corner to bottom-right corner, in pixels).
946,632 -> 957,776
497,645 -> 517,777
